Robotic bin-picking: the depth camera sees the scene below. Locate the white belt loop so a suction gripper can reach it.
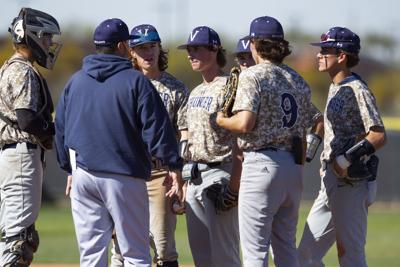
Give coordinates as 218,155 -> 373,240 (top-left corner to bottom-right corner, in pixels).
69,148 -> 77,171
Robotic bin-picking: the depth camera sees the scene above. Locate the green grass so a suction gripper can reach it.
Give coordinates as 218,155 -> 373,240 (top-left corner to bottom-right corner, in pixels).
33,202 -> 400,266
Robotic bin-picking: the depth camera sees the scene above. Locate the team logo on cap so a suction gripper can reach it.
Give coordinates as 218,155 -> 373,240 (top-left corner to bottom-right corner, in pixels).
241,39 -> 250,50
320,33 -> 336,42
190,30 -> 200,41
137,28 -> 149,36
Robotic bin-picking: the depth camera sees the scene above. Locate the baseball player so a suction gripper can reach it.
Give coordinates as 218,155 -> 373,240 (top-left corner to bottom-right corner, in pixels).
234,36 -> 255,70
298,27 -> 387,267
216,16 -> 321,267
110,24 -> 188,267
177,26 -> 241,267
55,18 -> 183,267
0,8 -> 61,266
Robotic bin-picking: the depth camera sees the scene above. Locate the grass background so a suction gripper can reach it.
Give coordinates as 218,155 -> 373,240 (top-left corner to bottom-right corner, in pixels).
33,202 -> 400,266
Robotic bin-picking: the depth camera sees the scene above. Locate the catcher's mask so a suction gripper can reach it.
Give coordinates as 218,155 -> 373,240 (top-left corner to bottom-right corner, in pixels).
9,7 -> 62,69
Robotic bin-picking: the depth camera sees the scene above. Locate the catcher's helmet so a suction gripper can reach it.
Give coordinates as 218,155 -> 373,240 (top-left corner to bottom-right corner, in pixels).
9,8 -> 62,69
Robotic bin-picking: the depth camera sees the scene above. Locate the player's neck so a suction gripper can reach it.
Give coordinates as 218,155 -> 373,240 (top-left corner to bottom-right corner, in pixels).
14,49 -> 34,63
254,55 -> 276,65
201,65 -> 223,84
143,68 -> 161,80
330,68 -> 352,85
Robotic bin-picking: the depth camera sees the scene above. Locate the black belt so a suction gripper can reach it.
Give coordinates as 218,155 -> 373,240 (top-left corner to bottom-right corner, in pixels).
205,161 -> 223,168
2,142 -> 37,150
256,146 -> 289,152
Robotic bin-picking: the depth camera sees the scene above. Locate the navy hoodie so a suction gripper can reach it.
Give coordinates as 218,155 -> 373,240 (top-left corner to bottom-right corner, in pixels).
55,54 -> 182,179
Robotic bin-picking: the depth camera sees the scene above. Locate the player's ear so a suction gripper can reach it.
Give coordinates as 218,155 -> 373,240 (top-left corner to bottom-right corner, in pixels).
117,41 -> 129,58
337,51 -> 347,64
129,48 -> 136,59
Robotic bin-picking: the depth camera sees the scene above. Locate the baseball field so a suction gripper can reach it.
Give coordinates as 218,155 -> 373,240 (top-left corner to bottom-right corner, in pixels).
30,201 -> 400,267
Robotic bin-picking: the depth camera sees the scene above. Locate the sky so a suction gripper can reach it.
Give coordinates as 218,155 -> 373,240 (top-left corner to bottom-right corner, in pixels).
1,0 -> 399,47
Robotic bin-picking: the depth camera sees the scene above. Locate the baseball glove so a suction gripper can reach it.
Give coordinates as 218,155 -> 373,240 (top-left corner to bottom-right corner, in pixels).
220,67 -> 241,117
347,155 -> 379,182
206,183 -> 238,213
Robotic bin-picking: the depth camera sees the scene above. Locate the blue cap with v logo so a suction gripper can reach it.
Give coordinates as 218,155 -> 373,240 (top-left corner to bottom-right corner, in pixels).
235,37 -> 251,54
129,24 -> 161,47
177,26 -> 221,49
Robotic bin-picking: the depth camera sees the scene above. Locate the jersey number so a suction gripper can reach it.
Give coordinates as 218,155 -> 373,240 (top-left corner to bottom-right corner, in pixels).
280,93 -> 298,128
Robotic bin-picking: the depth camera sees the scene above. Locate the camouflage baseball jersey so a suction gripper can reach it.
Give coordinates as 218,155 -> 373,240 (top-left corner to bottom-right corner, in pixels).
232,61 -> 318,151
149,71 -> 188,174
150,72 -> 188,134
0,55 -> 42,146
321,74 -> 384,162
186,75 -> 233,163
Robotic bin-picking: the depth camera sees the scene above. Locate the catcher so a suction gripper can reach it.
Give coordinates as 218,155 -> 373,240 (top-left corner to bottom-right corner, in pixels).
0,8 -> 61,266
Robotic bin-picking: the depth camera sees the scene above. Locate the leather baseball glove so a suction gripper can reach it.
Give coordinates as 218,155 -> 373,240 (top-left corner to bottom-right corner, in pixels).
206,183 -> 238,213
220,67 -> 240,117
347,155 -> 379,182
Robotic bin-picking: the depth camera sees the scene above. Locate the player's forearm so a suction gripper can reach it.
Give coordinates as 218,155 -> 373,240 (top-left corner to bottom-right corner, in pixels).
216,110 -> 256,133
229,155 -> 242,193
365,126 -> 386,151
312,115 -> 324,138
228,140 -> 243,193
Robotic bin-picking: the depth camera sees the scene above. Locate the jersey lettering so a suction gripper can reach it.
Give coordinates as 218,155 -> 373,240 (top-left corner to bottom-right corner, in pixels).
188,96 -> 213,111
280,93 -> 298,128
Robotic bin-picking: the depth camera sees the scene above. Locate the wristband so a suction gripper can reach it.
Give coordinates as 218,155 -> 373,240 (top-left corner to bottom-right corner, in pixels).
336,154 -> 351,169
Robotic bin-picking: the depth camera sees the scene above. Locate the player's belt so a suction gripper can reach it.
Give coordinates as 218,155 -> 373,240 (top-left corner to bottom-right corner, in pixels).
256,146 -> 291,152
195,161 -> 224,168
1,142 -> 37,150
206,161 -> 224,168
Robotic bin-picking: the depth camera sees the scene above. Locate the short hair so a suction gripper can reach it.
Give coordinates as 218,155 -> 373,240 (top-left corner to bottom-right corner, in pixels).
251,38 -> 291,63
341,51 -> 360,68
95,43 -> 119,54
131,43 -> 168,71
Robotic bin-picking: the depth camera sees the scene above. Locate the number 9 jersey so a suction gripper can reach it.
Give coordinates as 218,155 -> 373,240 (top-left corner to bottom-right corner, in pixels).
232,61 -> 319,151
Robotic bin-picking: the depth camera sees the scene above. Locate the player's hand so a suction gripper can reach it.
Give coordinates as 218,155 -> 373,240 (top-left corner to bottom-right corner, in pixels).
171,181 -> 187,215
65,175 -> 72,196
165,170 -> 184,201
333,158 -> 348,178
215,111 -> 225,127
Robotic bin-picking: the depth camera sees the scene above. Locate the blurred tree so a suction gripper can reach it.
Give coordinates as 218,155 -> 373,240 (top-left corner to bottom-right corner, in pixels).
369,71 -> 400,115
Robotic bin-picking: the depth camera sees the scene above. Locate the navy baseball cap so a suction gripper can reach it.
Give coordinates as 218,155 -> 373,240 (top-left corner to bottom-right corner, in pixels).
247,16 -> 284,39
235,37 -> 251,54
129,24 -> 161,47
93,18 -> 134,45
177,26 -> 221,49
311,27 -> 361,54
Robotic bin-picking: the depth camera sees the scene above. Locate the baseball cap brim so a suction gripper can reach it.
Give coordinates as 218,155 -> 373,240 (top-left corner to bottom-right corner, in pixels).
177,43 -> 189,49
129,40 -> 158,48
177,42 -> 219,49
310,42 -> 335,48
